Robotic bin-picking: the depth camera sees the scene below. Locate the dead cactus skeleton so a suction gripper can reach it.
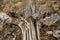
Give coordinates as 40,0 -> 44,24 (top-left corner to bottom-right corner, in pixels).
0,12 -> 41,40
0,0 -> 60,40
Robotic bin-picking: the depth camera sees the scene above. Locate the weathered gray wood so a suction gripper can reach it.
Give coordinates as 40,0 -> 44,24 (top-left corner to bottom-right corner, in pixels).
36,21 -> 41,40
29,18 -> 37,40
0,12 -> 41,40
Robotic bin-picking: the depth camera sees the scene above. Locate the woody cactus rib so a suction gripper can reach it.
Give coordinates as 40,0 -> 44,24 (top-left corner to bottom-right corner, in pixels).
36,21 -> 41,40
20,15 -> 38,40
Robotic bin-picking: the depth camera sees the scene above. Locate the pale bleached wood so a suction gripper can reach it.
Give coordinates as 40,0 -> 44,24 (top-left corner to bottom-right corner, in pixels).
18,21 -> 26,40
29,18 -> 37,40
36,21 -> 41,40
26,29 -> 28,40
29,25 -> 32,40
0,12 -> 41,40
